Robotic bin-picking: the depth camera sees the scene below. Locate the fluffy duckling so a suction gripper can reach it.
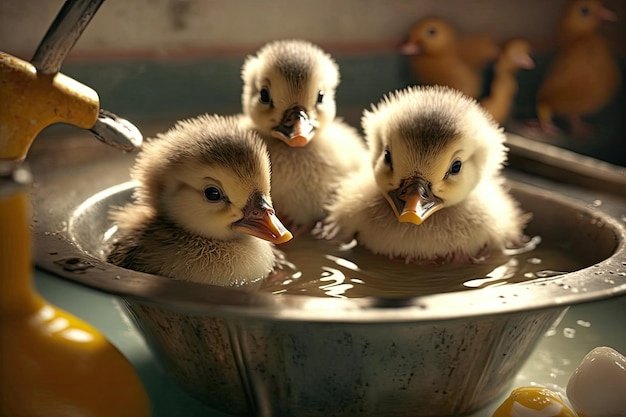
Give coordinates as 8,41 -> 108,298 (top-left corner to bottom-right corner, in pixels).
400,17 -> 499,98
107,114 -> 292,287
240,39 -> 367,232
318,86 -> 529,264
535,0 -> 621,136
481,39 -> 535,124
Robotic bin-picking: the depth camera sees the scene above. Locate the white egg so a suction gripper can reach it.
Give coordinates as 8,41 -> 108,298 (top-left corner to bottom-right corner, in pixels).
566,346 -> 626,417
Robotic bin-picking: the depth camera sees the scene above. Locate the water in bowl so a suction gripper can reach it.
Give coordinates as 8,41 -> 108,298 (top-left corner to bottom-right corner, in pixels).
261,234 -> 584,298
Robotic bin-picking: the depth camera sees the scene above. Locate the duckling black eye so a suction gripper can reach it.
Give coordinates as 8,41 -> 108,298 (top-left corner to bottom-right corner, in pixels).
204,186 -> 222,202
259,88 -> 271,104
384,148 -> 393,171
426,27 -> 437,37
448,160 -> 462,176
580,5 -> 590,16
317,91 -> 324,104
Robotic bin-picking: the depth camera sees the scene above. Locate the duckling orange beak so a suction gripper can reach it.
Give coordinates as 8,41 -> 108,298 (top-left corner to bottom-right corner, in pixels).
513,52 -> 535,69
595,6 -> 617,21
386,175 -> 443,225
271,105 -> 317,147
234,193 -> 293,244
399,41 -> 422,55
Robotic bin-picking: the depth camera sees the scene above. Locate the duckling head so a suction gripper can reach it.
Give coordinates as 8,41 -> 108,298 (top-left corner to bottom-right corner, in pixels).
400,17 -> 456,56
362,86 -> 506,225
499,39 -> 535,72
241,39 -> 339,147
559,0 -> 617,41
131,114 -> 292,244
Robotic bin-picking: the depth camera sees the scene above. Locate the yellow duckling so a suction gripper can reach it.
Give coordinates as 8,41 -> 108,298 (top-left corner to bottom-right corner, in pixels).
400,17 -> 499,98
481,39 -> 535,125
240,39 -> 367,232
107,114 -> 292,286
535,0 -> 621,136
492,386 -> 577,417
318,86 -> 529,264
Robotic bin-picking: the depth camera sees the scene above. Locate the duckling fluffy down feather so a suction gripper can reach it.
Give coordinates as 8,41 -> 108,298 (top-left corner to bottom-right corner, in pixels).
107,114 -> 292,286
318,85 -> 529,264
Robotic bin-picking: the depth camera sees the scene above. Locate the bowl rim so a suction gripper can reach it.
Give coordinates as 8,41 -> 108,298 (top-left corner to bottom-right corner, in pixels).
34,174 -> 626,323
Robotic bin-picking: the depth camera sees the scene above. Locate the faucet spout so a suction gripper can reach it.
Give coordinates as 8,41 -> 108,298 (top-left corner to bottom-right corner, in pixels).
91,109 -> 144,152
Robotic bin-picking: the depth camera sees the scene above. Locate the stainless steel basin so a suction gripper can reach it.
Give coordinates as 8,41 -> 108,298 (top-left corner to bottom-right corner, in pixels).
29,130 -> 626,417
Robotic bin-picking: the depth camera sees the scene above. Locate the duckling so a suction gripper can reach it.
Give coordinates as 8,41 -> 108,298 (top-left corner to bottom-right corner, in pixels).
481,39 -> 535,124
240,39 -> 367,233
400,17 -> 499,98
535,0 -> 621,136
107,114 -> 292,286
317,85 -> 529,264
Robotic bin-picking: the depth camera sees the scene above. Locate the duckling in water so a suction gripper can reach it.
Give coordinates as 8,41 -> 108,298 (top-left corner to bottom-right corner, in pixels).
317,86 -> 529,264
240,39 -> 367,233
107,114 -> 292,286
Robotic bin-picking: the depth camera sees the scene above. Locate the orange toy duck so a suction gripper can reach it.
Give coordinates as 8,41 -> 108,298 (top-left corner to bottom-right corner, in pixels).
400,17 -> 499,99
481,39 -> 535,125
535,0 -> 621,136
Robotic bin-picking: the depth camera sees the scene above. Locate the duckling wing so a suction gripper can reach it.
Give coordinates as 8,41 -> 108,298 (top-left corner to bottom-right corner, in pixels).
323,119 -> 368,172
107,223 -> 174,276
538,37 -> 621,114
316,168 -> 377,243
107,216 -> 275,286
412,56 -> 482,98
457,34 -> 499,70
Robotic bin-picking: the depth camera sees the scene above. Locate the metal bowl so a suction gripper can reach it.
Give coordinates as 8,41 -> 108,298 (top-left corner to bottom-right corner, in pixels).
31,143 -> 626,417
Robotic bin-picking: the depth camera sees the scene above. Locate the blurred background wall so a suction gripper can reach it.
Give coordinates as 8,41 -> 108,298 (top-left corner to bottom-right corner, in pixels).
1,0 -> 624,164
2,0 -> 624,56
